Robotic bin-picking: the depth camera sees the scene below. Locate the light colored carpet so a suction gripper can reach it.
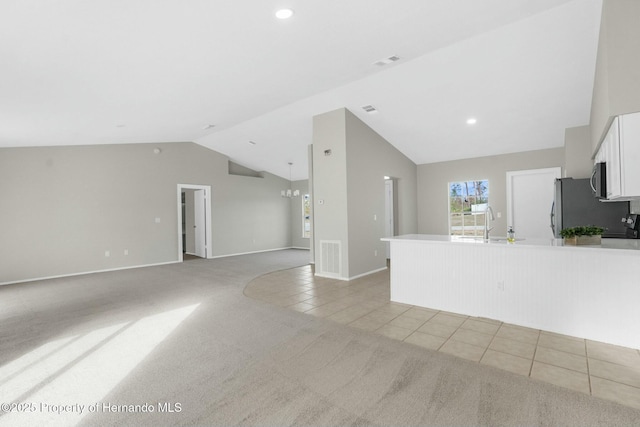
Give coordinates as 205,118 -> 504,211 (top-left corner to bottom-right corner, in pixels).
0,249 -> 639,426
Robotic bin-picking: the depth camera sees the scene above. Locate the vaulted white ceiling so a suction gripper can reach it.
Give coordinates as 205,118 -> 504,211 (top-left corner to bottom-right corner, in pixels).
0,0 -> 601,181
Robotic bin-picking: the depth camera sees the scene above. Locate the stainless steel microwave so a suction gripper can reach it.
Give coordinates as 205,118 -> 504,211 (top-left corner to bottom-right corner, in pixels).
591,162 -> 606,199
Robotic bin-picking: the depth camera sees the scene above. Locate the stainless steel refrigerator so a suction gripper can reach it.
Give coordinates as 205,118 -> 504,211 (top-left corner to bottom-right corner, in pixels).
551,178 -> 629,238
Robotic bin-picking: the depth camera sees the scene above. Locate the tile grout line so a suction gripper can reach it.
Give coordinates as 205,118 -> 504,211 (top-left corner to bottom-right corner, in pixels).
585,339 -> 593,396
478,322 -> 503,365
528,330 -> 542,379
434,313 -> 466,354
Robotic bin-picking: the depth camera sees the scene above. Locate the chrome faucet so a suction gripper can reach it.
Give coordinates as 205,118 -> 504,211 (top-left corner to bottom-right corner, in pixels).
484,205 -> 495,241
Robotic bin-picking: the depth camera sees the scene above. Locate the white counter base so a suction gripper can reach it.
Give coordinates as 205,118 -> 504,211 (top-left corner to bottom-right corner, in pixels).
385,235 -> 640,349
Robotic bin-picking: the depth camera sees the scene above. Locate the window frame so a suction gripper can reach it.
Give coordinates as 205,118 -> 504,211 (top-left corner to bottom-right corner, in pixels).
302,194 -> 311,239
448,179 -> 489,237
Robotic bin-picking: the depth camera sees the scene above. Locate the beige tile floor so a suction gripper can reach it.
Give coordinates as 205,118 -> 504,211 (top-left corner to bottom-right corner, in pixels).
244,265 -> 640,410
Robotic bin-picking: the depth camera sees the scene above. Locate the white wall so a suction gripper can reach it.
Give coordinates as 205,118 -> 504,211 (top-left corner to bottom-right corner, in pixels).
0,142 -> 292,284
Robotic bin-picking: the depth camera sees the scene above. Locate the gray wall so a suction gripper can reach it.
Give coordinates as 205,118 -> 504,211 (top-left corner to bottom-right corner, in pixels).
312,109 -> 350,277
0,142 -> 292,284
564,125 -> 593,179
313,108 -> 418,279
417,148 -> 565,235
590,0 -> 640,152
345,109 -> 417,277
290,179 -> 310,249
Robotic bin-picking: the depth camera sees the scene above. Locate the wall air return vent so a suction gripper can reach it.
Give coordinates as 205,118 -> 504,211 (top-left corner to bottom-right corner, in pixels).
373,55 -> 400,66
319,240 -> 342,278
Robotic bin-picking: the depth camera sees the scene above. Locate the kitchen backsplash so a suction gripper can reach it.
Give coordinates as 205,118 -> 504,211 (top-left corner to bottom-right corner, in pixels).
631,200 -> 640,214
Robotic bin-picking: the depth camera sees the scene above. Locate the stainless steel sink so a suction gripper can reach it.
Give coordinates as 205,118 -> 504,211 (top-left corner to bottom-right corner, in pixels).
490,236 -> 525,242
452,236 -> 525,243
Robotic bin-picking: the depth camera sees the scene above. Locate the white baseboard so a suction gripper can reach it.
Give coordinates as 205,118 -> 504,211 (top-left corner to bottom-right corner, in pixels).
348,266 -> 388,280
2,247 -> 312,286
210,247 -> 309,259
0,260 -> 180,286
314,266 -> 388,282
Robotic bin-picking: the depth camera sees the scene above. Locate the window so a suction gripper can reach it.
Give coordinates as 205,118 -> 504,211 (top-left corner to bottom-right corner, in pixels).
449,180 -> 489,236
302,194 -> 311,238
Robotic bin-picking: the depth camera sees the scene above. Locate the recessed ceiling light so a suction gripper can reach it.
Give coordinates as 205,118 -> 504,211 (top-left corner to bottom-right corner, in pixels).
466,118 -> 477,125
275,8 -> 294,19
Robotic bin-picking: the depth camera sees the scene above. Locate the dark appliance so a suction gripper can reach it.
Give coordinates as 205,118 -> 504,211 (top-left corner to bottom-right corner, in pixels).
624,214 -> 640,239
591,162 -> 607,199
551,178 -> 630,238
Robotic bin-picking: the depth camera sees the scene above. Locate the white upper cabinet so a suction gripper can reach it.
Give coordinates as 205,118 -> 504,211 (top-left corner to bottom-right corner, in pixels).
619,112 -> 640,198
596,112 -> 640,200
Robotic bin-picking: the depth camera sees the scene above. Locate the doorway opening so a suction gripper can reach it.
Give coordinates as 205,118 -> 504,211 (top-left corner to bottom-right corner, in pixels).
177,184 -> 213,262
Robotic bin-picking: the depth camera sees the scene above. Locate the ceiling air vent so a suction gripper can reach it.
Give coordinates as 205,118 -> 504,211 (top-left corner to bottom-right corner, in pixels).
362,105 -> 378,114
373,55 -> 400,66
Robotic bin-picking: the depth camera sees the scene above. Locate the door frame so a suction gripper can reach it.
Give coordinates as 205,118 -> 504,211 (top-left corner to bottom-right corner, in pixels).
177,184 -> 213,261
506,167 -> 561,237
384,178 -> 395,258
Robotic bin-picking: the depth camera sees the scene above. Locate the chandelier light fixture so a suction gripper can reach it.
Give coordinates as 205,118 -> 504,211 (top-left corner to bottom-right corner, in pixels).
281,162 -> 300,198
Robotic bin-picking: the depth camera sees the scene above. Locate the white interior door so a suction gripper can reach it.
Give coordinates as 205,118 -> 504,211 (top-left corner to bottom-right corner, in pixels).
194,189 -> 206,258
507,167 -> 561,239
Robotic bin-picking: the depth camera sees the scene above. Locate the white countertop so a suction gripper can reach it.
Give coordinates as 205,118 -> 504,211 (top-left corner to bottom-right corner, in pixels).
382,234 -> 640,252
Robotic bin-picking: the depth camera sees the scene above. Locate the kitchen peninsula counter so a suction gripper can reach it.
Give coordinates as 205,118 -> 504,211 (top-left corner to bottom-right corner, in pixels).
381,234 -> 640,349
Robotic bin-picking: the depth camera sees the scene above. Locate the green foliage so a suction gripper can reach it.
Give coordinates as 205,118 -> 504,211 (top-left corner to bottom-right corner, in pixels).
560,225 -> 605,238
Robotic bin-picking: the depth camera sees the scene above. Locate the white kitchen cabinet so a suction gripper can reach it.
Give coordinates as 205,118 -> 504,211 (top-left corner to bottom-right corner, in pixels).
596,112 -> 640,200
619,112 -> 640,198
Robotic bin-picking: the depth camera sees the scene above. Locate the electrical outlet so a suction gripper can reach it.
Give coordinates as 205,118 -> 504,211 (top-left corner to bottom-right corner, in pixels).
497,281 -> 504,291
105,250 -> 110,257
374,249 -> 378,256
124,249 -> 128,256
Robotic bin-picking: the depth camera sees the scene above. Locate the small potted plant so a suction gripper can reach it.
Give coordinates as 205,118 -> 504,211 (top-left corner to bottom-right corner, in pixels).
560,225 -> 605,246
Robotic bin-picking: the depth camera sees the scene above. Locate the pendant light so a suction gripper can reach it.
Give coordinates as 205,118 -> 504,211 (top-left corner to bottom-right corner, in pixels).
281,162 -> 300,198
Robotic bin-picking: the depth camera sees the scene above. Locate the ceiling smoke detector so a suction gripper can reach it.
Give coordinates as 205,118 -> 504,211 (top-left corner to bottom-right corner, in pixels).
362,105 -> 378,114
373,55 -> 400,66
